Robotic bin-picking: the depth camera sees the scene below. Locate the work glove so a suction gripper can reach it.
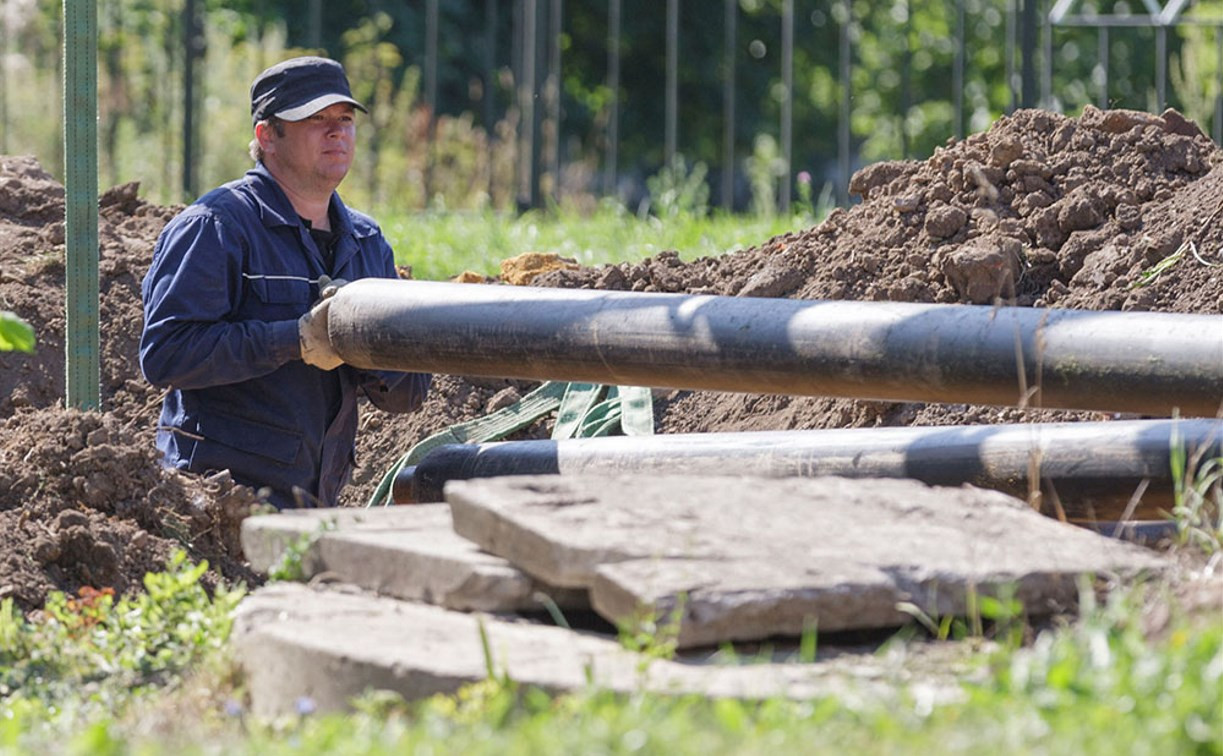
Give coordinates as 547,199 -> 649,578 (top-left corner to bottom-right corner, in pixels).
298,278 -> 347,370
317,275 -> 349,299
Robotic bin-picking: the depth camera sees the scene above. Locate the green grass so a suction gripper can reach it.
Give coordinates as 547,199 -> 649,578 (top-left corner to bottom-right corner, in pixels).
378,204 -> 819,281
2,566 -> 1218,755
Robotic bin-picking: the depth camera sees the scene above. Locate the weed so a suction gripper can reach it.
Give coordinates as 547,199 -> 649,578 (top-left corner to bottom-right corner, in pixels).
0,551 -> 244,747
267,520 -> 338,582
617,595 -> 687,669
644,157 -> 711,219
531,591 -> 571,630
984,576 -> 1222,752
1130,241 -> 1187,289
6,571 -> 1220,754
896,582 -> 1026,649
1168,422 -> 1223,554
798,617 -> 819,664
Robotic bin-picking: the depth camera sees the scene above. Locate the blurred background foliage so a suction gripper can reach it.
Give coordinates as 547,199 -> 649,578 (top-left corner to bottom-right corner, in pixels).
1,0 -> 1221,217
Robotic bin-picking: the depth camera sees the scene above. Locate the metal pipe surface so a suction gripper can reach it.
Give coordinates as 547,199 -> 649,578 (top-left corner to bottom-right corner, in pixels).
393,418 -> 1223,521
327,279 -> 1223,416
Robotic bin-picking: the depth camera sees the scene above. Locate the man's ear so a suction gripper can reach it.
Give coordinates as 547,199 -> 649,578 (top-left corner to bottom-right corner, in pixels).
254,121 -> 277,154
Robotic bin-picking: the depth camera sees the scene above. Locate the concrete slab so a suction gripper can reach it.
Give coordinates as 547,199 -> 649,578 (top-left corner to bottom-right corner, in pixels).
241,505 -> 587,612
234,582 -> 973,718
447,475 -> 1167,648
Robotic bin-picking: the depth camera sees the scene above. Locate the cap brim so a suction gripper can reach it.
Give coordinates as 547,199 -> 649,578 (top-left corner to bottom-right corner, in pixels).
275,93 -> 367,122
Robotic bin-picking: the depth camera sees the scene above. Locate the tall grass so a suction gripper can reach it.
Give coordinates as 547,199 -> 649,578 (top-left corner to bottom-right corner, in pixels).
380,204 -> 820,281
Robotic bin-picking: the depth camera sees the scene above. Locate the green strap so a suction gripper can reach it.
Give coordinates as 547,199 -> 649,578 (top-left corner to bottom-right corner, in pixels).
577,394 -> 624,437
367,381 -> 656,507
552,382 -> 607,439
366,380 -> 569,507
570,385 -> 654,437
617,385 -> 655,436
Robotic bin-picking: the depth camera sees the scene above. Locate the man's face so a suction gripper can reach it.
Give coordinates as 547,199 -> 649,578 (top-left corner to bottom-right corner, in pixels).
260,103 -> 357,195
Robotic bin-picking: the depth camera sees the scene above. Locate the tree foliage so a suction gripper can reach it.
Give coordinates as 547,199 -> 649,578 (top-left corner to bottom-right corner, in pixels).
0,0 -> 1218,212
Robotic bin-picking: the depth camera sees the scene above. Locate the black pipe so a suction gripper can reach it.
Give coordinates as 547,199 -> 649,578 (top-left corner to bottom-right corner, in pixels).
326,279 -> 1223,417
393,418 -> 1223,522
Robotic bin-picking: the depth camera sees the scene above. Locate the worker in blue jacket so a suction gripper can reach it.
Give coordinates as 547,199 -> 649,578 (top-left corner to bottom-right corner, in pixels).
140,56 -> 431,509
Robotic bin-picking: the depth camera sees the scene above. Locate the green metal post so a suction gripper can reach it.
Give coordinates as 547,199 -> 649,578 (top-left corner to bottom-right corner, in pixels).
664,0 -> 677,167
63,0 -> 100,410
720,0 -> 734,208
606,0 -> 621,197
1,7 -> 8,155
779,0 -> 792,214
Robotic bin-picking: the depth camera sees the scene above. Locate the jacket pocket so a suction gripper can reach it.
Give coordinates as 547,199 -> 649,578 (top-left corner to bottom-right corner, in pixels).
195,408 -> 303,466
247,275 -> 313,305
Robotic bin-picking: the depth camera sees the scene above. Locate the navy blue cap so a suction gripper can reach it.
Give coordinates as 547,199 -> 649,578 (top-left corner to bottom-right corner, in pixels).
250,56 -> 366,127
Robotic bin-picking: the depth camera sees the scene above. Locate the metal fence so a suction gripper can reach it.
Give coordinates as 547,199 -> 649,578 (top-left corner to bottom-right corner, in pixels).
6,1 -> 1223,212
475,0 -> 1223,210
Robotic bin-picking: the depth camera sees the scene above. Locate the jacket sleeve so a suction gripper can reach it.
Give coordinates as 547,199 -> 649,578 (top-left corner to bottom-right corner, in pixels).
140,211 -> 301,390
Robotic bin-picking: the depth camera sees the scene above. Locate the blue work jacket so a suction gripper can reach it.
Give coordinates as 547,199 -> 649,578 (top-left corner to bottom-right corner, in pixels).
140,163 -> 431,508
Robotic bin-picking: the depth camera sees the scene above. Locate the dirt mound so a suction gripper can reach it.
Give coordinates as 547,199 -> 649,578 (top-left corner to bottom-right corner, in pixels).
537,107 -> 1222,311
0,161 -> 176,417
506,106 -> 1222,438
1,106 -> 1219,608
0,407 -> 259,610
0,157 -> 257,611
353,108 -> 1222,488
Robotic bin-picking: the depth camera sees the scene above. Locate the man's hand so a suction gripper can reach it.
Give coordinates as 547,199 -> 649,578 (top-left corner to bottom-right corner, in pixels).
317,275 -> 349,299
298,297 -> 343,370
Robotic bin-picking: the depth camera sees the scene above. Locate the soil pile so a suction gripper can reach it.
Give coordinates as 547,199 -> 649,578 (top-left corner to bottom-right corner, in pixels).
355,106 -> 1223,472
0,159 -> 260,609
0,106 -> 1219,610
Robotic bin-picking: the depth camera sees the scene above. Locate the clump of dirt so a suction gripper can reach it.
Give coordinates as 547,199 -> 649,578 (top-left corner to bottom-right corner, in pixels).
0,407 -> 260,610
1,106 -> 1220,609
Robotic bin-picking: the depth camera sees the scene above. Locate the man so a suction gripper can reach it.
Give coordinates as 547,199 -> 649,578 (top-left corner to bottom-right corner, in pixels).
140,56 -> 431,509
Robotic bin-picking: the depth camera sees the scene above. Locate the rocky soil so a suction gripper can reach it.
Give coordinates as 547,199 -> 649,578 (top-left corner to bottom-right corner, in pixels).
1,106 -> 1220,612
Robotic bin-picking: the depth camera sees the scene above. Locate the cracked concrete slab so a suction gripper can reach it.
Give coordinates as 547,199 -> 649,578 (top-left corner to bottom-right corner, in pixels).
233,582 -> 974,718
241,505 -> 586,612
446,475 -> 1167,648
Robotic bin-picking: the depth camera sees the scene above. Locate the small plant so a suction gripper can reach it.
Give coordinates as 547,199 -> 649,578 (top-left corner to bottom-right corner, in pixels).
1168,425 -> 1223,554
1,550 -> 244,745
1130,241 -> 1187,289
644,157 -> 710,219
985,574 -> 1223,752
798,616 -> 818,664
745,133 -> 783,217
897,582 -> 1026,648
267,520 -> 337,582
617,595 -> 687,670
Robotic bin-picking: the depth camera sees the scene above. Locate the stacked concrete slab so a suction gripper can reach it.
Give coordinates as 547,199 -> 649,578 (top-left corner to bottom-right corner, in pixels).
241,503 -> 586,612
445,475 -> 1167,648
236,474 -> 1166,715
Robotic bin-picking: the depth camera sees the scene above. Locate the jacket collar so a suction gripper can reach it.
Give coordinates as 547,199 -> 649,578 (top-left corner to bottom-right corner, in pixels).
247,162 -> 367,235
247,163 -> 372,272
